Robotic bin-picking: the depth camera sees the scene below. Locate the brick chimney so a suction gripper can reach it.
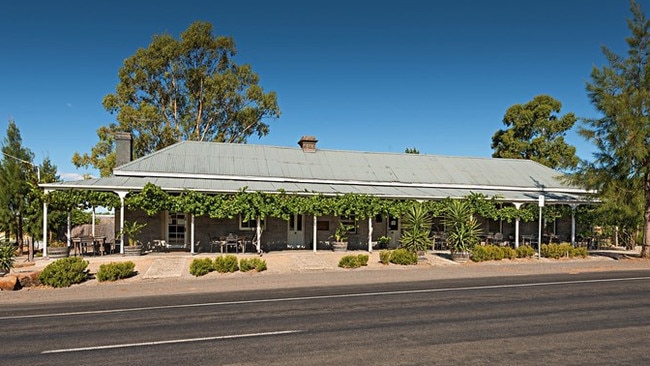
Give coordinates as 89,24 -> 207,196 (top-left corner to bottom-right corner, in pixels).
115,132 -> 132,167
298,136 -> 318,152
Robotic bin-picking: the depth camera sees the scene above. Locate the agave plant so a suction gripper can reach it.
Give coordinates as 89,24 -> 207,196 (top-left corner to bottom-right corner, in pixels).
400,202 -> 433,253
444,199 -> 482,254
0,244 -> 16,274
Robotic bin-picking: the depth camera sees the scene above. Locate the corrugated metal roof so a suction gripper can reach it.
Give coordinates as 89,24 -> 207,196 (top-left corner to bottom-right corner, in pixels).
114,141 -> 568,188
42,141 -> 591,203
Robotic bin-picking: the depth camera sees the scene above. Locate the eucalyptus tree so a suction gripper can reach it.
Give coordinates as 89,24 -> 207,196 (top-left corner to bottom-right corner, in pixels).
491,94 -> 579,171
73,21 -> 281,176
572,0 -> 650,256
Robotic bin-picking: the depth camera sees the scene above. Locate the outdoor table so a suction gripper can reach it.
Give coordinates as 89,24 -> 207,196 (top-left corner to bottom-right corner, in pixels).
221,234 -> 242,253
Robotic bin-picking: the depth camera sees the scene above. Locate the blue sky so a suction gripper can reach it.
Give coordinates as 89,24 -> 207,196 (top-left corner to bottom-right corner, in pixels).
0,0 -> 641,180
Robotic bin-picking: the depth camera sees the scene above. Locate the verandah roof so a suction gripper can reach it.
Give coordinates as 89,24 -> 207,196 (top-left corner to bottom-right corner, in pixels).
42,175 -> 588,204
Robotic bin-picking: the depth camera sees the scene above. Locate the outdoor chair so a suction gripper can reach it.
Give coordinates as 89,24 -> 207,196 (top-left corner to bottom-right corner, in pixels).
94,236 -> 107,254
494,232 -> 508,246
222,233 -> 243,253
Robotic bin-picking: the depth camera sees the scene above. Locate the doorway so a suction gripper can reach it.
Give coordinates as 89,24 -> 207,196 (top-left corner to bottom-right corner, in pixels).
387,215 -> 400,248
287,214 -> 304,248
167,212 -> 186,247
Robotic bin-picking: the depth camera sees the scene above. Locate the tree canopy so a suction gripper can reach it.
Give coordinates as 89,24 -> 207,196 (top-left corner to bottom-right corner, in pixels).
491,94 -> 578,171
0,121 -> 59,260
73,21 -> 281,176
572,0 -> 650,256
0,121 -> 34,248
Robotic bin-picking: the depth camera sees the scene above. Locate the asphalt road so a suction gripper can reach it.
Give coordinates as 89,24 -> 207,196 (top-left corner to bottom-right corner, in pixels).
2,271 -> 650,365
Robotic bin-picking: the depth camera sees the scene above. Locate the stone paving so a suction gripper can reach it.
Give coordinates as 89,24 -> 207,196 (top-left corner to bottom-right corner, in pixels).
142,257 -> 186,279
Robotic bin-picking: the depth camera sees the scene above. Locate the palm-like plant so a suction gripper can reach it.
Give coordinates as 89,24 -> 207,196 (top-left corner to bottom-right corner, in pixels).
118,221 -> 147,246
444,199 -> 482,254
333,222 -> 353,243
400,202 -> 433,253
0,244 -> 16,274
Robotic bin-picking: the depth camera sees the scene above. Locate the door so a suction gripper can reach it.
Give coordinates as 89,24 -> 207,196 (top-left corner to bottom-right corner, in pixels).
287,214 -> 304,248
387,215 -> 400,248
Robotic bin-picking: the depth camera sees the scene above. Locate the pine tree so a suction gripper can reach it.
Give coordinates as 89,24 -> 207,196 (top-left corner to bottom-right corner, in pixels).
0,121 -> 36,253
575,1 -> 650,257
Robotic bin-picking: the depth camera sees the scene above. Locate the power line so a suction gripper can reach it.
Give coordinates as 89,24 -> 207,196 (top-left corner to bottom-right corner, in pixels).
1,151 -> 40,182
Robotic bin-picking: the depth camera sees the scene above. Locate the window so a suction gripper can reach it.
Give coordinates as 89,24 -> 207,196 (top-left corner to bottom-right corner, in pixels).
239,215 -> 265,231
168,212 -> 185,246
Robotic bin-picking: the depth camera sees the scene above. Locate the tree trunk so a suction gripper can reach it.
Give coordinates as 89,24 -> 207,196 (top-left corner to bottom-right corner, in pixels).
643,174 -> 650,258
17,213 -> 24,254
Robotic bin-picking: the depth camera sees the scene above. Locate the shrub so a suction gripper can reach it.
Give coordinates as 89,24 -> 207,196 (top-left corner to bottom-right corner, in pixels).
338,255 -> 361,268
470,245 -> 490,262
570,246 -> 589,258
0,244 -> 16,273
214,255 -> 239,273
379,250 -> 391,265
558,243 -> 574,258
489,245 -> 505,260
189,258 -> 214,277
541,243 -> 586,259
39,257 -> 89,288
517,245 -> 536,258
240,258 -> 267,272
501,246 -> 517,260
97,261 -> 136,282
357,254 -> 369,266
389,248 -> 418,265
541,243 -> 570,259
471,245 -> 513,262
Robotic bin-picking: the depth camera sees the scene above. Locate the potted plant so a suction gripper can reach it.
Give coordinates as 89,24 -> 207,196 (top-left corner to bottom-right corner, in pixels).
400,202 -> 433,259
119,221 -> 147,256
331,222 -> 353,252
47,240 -> 70,259
378,236 -> 391,249
443,199 -> 482,262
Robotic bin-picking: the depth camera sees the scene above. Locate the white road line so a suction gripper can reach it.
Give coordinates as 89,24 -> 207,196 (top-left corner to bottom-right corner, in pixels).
4,276 -> 650,321
42,330 -> 301,354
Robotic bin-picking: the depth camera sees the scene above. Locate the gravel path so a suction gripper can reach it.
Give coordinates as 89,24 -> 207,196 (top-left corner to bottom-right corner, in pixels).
2,249 -> 648,304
